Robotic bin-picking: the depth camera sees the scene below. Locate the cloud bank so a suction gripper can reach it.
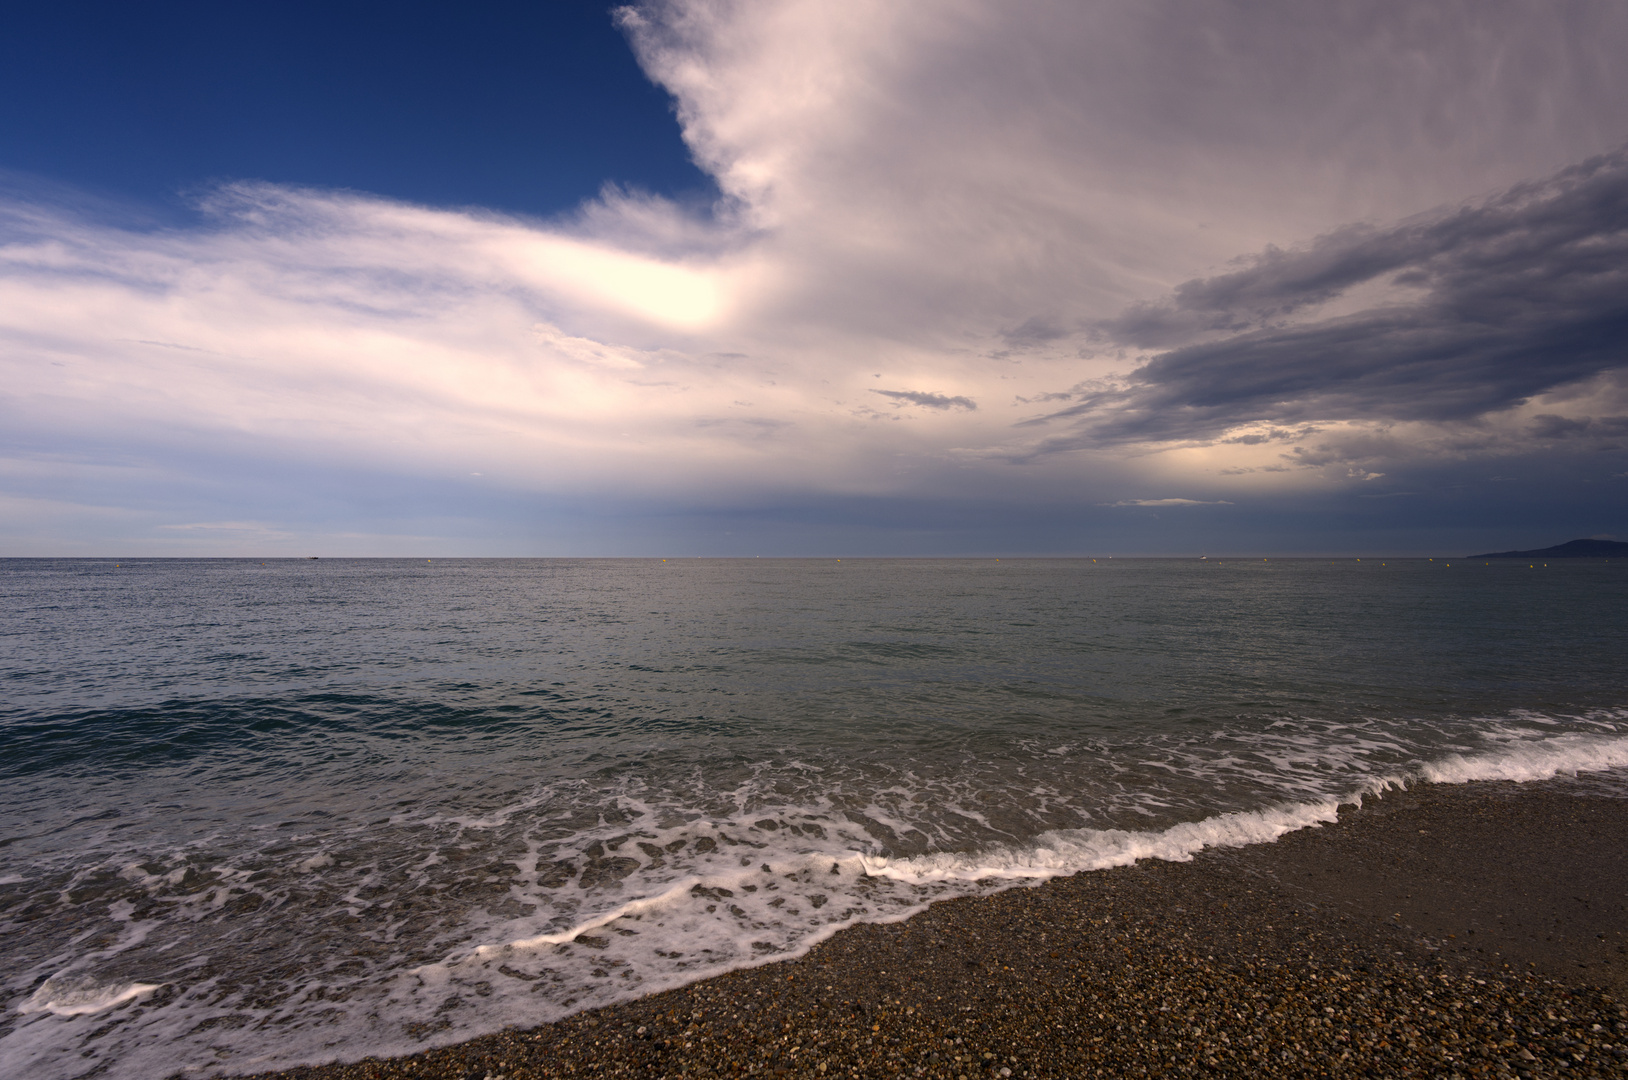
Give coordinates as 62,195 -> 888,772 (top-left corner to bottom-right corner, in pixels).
1023,147 -> 1628,447
3,0 -> 1628,553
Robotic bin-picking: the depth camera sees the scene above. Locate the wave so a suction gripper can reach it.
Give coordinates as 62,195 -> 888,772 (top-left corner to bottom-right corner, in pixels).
4,720 -> 1626,1080
393,725 -> 1628,1062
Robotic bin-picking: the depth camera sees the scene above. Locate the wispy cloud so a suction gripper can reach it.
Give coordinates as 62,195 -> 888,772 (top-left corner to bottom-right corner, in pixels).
872,390 -> 976,411
1104,498 -> 1233,507
158,521 -> 283,532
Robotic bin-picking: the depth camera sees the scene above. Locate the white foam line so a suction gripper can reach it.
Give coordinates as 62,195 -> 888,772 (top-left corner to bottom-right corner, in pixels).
867,731 -> 1628,888
861,797 -> 1352,884
19,976 -> 162,1017
469,849 -> 881,960
1420,733 -> 1628,784
474,877 -> 709,956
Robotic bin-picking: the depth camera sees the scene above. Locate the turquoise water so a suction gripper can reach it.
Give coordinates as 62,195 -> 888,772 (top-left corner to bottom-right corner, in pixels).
3,557 -> 1626,1078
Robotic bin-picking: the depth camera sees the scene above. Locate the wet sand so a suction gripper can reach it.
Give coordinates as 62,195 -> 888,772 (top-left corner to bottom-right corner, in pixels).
236,777 -> 1628,1080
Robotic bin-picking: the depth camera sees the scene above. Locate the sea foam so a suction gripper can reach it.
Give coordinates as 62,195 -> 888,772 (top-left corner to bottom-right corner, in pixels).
4,719 -> 1626,1080
18,974 -> 160,1017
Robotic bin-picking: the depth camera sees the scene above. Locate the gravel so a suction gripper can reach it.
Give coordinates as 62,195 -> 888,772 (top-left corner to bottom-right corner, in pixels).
230,777 -> 1628,1080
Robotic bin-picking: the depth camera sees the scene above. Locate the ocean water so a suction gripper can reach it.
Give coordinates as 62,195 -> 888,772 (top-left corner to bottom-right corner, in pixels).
2,556 -> 1626,1079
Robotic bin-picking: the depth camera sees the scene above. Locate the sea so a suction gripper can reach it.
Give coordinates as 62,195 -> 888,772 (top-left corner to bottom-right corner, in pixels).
3,556 -> 1626,1079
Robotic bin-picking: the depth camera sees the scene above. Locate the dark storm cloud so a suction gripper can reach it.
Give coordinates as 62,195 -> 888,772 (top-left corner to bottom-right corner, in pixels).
1528,413 -> 1628,439
872,389 -> 977,411
1029,147 -> 1628,447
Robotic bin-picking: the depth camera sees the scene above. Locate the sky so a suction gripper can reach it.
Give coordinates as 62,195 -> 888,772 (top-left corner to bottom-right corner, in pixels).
3,0 -> 1627,557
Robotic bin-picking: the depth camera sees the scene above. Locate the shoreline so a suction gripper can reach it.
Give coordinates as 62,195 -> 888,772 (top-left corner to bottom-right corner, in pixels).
237,776 -> 1628,1080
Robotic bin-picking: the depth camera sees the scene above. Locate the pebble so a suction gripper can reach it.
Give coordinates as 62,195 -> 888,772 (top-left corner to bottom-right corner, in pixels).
228,780 -> 1628,1080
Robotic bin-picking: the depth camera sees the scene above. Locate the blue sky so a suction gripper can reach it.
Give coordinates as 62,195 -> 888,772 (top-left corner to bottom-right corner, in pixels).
0,2 -> 711,216
3,1 -> 1627,556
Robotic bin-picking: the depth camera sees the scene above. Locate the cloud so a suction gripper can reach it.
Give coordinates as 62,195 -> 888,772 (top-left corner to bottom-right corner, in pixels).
5,1 -> 1628,552
1104,498 -> 1233,507
1528,413 -> 1628,439
1021,147 -> 1628,450
158,520 -> 283,532
1041,143 -> 1628,446
871,389 -> 976,411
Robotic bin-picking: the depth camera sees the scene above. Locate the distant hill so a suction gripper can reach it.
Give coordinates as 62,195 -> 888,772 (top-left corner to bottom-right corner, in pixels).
1469,538 -> 1628,558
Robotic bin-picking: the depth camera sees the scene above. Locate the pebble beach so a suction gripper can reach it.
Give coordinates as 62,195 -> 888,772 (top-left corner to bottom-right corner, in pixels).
233,775 -> 1628,1080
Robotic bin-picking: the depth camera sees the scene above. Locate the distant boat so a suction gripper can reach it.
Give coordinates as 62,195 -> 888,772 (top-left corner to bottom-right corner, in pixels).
1468,538 -> 1628,559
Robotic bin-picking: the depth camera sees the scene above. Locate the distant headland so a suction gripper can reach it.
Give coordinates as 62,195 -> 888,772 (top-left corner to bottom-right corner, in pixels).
1468,537 -> 1628,558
